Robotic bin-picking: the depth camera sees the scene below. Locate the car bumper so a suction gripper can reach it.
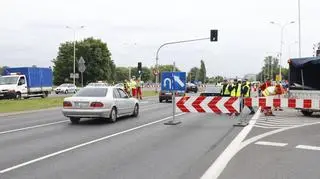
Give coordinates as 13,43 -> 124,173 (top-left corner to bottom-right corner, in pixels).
62,108 -> 111,118
0,92 -> 16,99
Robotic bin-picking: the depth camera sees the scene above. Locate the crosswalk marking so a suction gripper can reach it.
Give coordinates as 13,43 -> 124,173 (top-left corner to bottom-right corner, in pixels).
254,111 -> 318,129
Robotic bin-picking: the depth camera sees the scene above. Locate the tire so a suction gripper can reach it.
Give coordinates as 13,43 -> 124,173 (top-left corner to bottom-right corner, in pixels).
15,92 -> 22,100
159,98 -> 163,103
70,117 -> 80,124
109,107 -> 117,123
301,110 -> 313,116
132,104 -> 139,117
41,91 -> 49,98
55,92 -> 59,94
65,90 -> 68,94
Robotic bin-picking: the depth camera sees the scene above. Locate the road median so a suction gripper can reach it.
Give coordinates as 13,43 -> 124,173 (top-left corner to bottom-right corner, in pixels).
0,97 -> 64,114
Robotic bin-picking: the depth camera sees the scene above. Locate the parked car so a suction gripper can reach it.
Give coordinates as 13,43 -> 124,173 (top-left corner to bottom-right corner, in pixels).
55,83 -> 77,94
186,83 -> 198,93
159,90 -> 185,103
62,86 -> 139,124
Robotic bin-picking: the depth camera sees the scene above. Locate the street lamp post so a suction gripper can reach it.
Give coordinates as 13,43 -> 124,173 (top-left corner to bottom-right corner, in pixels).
66,26 -> 85,85
298,0 -> 302,57
155,37 -> 210,92
270,21 -> 295,81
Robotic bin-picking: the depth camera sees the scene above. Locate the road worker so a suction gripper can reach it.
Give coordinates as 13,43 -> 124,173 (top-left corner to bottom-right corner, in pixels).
241,79 -> 255,115
136,77 -> 143,100
221,79 -> 231,97
229,79 -> 242,97
130,76 -> 137,98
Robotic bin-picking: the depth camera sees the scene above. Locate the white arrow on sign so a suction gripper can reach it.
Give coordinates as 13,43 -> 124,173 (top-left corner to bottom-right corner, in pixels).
173,75 -> 184,87
163,78 -> 172,89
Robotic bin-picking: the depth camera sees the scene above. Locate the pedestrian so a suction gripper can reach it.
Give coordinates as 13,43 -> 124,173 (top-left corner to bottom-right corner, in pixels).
241,79 -> 255,115
124,79 -> 130,95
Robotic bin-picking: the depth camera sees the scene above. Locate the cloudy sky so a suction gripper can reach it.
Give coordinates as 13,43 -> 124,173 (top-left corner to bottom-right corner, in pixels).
1,0 -> 319,78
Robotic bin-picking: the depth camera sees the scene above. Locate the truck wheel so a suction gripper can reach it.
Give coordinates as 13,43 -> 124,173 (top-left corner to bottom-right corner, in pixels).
41,92 -> 49,98
15,92 -> 22,100
70,117 -> 80,124
301,110 -> 313,116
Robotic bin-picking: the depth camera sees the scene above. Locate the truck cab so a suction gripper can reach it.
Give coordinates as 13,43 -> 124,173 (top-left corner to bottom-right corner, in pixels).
0,73 -> 27,99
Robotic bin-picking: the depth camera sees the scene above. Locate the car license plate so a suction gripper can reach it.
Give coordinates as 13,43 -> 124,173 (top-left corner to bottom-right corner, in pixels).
0,94 -> 4,97
75,102 -> 89,108
165,93 -> 171,95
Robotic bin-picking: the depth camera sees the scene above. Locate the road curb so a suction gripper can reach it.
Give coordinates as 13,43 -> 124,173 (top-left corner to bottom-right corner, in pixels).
0,107 -> 62,117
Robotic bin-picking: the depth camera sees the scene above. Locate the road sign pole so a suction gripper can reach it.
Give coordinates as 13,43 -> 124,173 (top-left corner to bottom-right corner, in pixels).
164,61 -> 181,125
81,72 -> 83,87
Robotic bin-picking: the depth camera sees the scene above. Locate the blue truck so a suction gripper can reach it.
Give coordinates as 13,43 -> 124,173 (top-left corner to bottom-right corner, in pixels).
0,67 -> 53,99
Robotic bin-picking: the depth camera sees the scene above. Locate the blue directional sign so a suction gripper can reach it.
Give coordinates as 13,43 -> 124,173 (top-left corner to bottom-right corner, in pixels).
161,72 -> 186,91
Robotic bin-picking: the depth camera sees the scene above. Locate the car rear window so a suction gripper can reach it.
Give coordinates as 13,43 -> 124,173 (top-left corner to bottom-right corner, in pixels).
74,88 -> 108,97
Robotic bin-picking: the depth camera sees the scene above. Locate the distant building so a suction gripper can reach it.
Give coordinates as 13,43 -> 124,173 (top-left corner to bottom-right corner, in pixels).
243,74 -> 257,81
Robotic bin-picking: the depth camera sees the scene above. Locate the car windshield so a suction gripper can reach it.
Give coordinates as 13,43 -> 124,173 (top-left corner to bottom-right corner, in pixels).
0,76 -> 19,85
74,87 -> 108,97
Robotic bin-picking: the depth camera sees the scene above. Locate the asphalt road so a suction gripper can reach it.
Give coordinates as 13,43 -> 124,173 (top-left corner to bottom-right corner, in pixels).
218,109 -> 320,179
0,95 -> 244,179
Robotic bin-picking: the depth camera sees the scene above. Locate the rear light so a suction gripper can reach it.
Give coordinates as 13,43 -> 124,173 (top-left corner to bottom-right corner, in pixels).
90,102 -> 104,108
63,101 -> 72,107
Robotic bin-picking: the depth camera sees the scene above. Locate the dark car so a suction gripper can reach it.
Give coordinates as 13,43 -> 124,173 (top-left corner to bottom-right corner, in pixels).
159,90 -> 185,103
200,85 -> 222,96
186,83 -> 198,93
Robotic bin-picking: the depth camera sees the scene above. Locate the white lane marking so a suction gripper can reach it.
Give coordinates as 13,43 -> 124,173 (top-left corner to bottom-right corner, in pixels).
201,107 -> 261,179
255,141 -> 288,147
240,121 -> 320,150
0,120 -> 68,135
296,145 -> 320,151
0,113 -> 185,174
0,103 -> 166,135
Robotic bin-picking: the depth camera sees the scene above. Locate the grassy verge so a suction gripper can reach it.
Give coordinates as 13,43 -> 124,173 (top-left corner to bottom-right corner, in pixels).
0,97 -> 65,113
142,90 -> 159,97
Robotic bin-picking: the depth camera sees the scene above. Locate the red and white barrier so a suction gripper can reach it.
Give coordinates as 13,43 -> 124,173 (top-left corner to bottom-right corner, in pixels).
244,97 -> 320,109
176,96 -> 240,114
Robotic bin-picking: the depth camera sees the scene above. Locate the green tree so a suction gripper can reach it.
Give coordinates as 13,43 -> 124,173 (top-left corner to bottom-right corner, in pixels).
199,60 -> 207,83
115,67 -> 129,82
52,37 -> 115,85
130,66 -> 152,82
187,67 -> 200,82
257,55 -> 288,81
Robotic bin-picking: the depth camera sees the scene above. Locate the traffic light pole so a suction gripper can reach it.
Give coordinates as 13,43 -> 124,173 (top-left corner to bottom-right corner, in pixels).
155,37 -> 210,92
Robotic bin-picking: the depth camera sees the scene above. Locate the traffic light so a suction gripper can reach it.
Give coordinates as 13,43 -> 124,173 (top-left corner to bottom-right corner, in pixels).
137,62 -> 142,75
210,29 -> 218,42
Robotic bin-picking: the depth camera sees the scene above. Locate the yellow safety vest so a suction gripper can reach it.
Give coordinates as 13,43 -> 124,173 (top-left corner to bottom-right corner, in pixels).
242,84 -> 250,97
230,84 -> 241,97
224,84 -> 231,95
130,80 -> 137,89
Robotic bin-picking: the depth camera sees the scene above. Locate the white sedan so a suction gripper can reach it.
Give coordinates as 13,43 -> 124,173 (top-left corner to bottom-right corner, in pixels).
62,86 -> 139,124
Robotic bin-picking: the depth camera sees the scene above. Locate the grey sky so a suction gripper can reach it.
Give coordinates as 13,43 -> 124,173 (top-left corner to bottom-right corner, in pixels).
1,0 -> 319,78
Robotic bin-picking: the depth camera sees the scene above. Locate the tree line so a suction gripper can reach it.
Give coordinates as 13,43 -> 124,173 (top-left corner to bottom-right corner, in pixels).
256,56 -> 289,82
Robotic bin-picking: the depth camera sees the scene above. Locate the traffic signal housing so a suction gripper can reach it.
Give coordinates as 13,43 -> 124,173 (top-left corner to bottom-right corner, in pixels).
210,30 -> 218,42
137,62 -> 142,76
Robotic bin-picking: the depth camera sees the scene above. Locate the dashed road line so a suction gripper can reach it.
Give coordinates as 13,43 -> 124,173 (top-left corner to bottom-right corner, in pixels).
296,145 -> 320,151
255,141 -> 288,147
